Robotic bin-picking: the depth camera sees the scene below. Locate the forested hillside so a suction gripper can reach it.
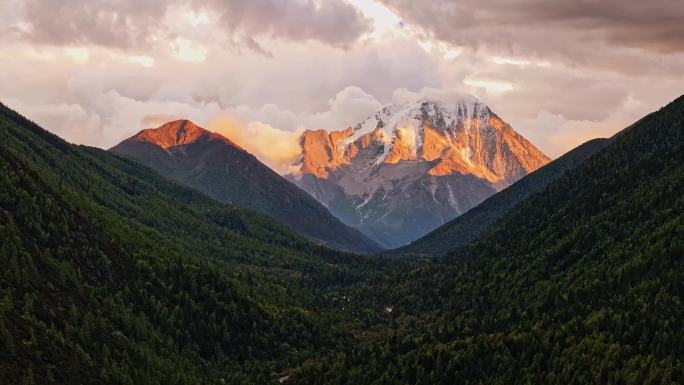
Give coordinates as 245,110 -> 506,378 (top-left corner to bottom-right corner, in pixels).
289,96 -> 684,383
397,137 -> 611,256
0,102 -> 392,384
1,93 -> 682,385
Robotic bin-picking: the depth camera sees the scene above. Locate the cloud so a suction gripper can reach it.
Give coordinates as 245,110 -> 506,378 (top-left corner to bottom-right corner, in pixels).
20,0 -> 169,48
380,0 -> 684,52
201,86 -> 382,174
392,87 -> 473,105
518,100 -> 648,159
197,0 -> 373,50
0,23 -> 441,159
16,0 -> 373,51
204,86 -> 383,173
306,86 -> 383,130
3,0 -> 684,170
5,99 -> 104,145
225,85 -> 383,132
380,0 -> 684,76
470,63 -> 630,121
207,114 -> 303,175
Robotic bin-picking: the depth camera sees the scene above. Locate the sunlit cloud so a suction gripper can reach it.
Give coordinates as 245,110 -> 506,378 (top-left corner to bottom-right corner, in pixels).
64,47 -> 90,64
0,0 -> 683,171
129,55 -> 156,67
464,78 -> 514,93
345,0 -> 402,37
208,113 -> 303,175
418,40 -> 461,60
183,10 -> 210,26
171,38 -> 207,62
492,57 -> 550,67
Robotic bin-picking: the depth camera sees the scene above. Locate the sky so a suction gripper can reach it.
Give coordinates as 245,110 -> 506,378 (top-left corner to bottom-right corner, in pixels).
1,0 -> 683,173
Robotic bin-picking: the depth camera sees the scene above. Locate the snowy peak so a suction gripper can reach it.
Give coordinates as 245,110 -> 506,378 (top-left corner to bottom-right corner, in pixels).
298,96 -> 549,184
292,94 -> 550,248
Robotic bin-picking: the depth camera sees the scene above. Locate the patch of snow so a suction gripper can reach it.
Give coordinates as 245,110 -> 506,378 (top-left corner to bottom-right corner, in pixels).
355,193 -> 376,223
460,147 -> 473,166
422,181 -> 440,204
337,94 -> 492,167
445,181 -> 460,211
373,142 -> 391,166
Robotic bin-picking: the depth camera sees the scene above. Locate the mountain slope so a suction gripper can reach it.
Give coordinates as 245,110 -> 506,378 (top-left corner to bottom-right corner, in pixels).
0,102 -> 388,384
289,95 -> 684,384
111,120 -> 382,254
291,97 -> 550,248
4,92 -> 682,385
397,137 -> 612,256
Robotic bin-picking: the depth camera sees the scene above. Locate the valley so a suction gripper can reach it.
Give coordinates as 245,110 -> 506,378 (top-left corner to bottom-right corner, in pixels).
1,94 -> 682,384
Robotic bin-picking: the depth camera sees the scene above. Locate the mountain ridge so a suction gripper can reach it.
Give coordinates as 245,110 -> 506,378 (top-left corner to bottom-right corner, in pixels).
290,96 -> 550,248
130,119 -> 241,149
111,120 -> 383,254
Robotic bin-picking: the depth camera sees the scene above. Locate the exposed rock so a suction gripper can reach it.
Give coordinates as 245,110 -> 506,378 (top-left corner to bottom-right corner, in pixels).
289,96 -> 550,248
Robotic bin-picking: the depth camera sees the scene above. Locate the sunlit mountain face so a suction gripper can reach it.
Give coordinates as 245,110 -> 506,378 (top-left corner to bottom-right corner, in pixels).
290,96 -> 549,248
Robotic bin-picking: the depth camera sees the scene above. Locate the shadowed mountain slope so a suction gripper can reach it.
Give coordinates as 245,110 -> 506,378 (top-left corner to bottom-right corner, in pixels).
111,120 -> 382,254
0,102 -> 388,384
397,137 -> 612,256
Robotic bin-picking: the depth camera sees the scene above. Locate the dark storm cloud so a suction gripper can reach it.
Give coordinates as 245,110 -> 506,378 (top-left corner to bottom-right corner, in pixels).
380,0 -> 684,54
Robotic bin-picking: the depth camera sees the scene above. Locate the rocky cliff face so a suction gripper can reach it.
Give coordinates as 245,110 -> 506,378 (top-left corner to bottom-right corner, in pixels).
290,97 -> 550,248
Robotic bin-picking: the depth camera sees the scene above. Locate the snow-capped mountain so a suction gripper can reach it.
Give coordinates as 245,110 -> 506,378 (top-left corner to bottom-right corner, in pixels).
290,96 -> 550,248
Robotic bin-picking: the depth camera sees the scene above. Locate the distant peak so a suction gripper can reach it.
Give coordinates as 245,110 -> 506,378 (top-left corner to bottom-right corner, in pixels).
156,119 -> 206,135
132,119 -> 208,149
123,119 -> 246,150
